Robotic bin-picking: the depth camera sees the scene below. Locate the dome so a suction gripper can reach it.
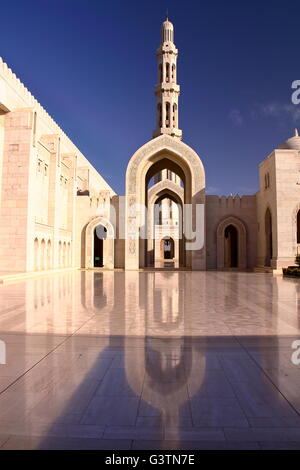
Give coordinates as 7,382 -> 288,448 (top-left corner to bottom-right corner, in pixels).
162,19 -> 174,30
161,16 -> 174,43
279,128 -> 300,150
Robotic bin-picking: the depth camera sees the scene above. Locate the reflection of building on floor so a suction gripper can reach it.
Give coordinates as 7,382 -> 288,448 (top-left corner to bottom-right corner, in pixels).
2,270 -> 300,448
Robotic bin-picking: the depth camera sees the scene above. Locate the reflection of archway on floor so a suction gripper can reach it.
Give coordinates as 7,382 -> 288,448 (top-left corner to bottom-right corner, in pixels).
265,208 -> 272,267
217,216 -> 247,269
85,217 -> 114,269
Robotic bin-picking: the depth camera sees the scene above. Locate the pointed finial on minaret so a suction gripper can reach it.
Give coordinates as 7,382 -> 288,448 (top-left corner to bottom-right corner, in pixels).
166,9 -> 169,21
295,128 -> 299,137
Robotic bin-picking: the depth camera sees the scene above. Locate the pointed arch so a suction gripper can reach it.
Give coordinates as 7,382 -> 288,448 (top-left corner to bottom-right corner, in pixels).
265,207 -> 273,267
217,216 -> 247,269
125,134 -> 205,270
85,217 -> 114,269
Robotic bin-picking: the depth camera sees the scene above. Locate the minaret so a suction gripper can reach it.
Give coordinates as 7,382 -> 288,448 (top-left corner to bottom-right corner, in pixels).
153,17 -> 182,139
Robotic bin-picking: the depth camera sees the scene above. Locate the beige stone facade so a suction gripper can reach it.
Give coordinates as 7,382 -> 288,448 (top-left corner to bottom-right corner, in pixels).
0,19 -> 298,273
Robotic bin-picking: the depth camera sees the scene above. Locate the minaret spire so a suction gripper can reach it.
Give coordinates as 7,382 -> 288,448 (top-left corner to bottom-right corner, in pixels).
153,17 -> 182,139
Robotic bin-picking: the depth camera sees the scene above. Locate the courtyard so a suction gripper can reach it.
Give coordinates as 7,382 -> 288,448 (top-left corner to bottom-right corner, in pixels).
0,270 -> 300,449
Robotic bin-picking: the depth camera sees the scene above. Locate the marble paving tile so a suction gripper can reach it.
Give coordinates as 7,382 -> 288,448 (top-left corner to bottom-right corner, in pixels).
103,425 -> 164,440
231,379 -> 300,419
81,395 -> 140,426
248,416 -> 300,427
224,427 -> 300,442
0,377 -> 15,392
164,427 -> 225,441
132,440 -> 260,450
259,442 -> 300,450
0,435 -> 9,448
187,370 -> 235,399
190,397 -> 249,427
136,416 -> 164,427
95,367 -> 144,396
1,435 -> 132,450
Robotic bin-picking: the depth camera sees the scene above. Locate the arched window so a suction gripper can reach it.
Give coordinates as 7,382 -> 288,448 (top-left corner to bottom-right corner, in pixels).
166,102 -> 170,127
68,242 -> 71,266
58,241 -> 62,267
265,208 -> 272,266
47,240 -> 51,270
159,63 -> 162,83
157,103 -> 162,128
264,172 -> 270,189
166,63 -> 170,82
63,242 -> 66,267
40,239 -> 46,270
34,238 -> 39,271
297,210 -> 300,244
172,64 -> 175,81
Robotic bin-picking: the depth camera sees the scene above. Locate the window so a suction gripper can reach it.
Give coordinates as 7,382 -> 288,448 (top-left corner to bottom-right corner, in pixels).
166,63 -> 170,82
159,64 -> 162,83
166,102 -> 170,127
171,64 -> 175,80
297,210 -> 300,244
264,172 -> 270,189
157,103 -> 162,127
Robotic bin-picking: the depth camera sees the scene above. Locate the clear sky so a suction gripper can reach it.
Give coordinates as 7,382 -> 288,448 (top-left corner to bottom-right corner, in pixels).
1,0 -> 300,195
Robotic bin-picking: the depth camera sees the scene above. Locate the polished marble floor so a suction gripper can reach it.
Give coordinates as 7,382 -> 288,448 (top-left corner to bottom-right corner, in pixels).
0,270 -> 300,449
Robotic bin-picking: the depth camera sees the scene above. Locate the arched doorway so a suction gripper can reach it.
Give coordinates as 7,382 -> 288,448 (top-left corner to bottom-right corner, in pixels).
217,217 -> 247,270
224,225 -> 238,268
125,134 -> 206,270
265,208 -> 272,267
161,237 -> 174,259
40,239 -> 46,270
85,217 -> 114,269
93,225 -> 107,267
34,238 -> 39,271
297,210 -> 300,244
47,240 -> 51,270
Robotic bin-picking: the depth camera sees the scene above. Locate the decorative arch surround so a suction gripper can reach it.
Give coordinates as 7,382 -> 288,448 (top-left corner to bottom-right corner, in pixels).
85,217 -> 114,269
217,216 -> 247,269
125,134 -> 206,270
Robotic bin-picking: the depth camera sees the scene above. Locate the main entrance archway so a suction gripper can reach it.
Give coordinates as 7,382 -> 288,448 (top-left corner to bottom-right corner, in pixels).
125,134 -> 206,270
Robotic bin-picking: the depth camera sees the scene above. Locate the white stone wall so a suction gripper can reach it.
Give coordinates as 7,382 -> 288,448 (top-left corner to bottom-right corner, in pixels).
206,195 -> 257,269
0,57 -> 115,273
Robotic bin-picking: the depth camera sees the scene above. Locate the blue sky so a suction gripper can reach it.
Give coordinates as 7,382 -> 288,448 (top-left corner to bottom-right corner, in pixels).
1,0 -> 300,195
